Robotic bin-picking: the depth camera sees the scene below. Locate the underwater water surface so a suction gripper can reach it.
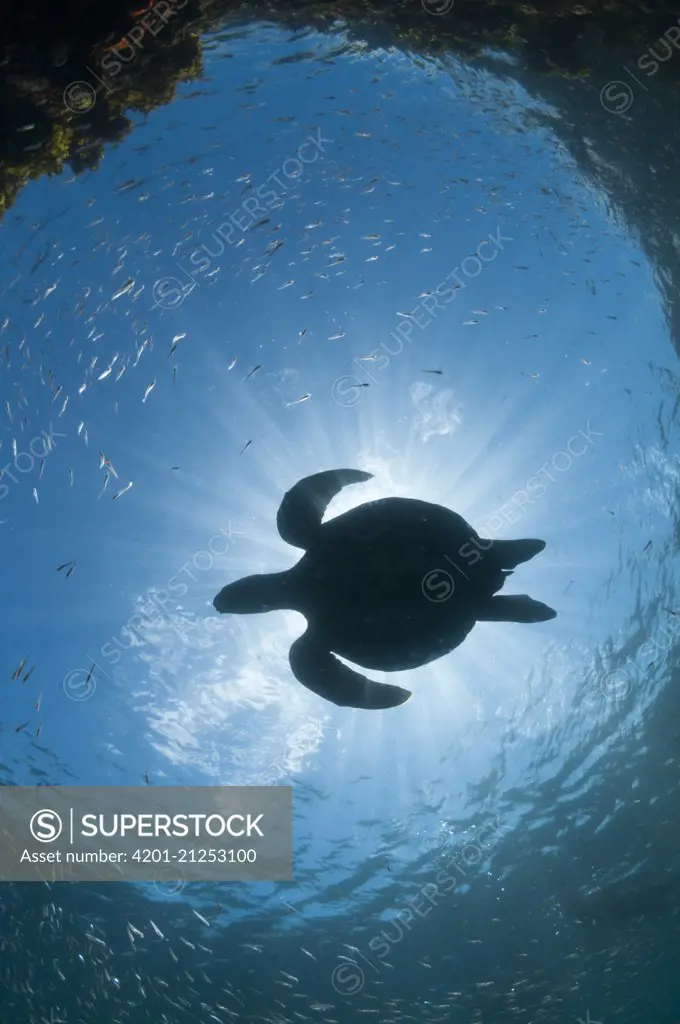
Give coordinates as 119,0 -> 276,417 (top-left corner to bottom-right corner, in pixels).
1,9 -> 680,1024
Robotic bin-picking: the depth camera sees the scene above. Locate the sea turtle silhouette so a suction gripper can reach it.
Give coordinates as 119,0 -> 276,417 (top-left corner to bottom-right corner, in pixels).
213,470 -> 556,709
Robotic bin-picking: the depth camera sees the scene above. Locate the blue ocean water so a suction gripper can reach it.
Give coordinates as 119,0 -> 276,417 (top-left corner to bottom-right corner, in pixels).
1,12 -> 680,1024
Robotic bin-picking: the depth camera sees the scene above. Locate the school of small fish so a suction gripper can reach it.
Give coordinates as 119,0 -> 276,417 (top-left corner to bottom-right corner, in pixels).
0,15 -> 665,1024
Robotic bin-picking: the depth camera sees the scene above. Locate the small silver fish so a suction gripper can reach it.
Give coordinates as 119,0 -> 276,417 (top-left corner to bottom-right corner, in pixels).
12,658 -> 27,680
142,380 -> 156,402
286,393 -> 311,406
98,474 -> 110,500
112,482 -> 133,501
111,279 -> 135,301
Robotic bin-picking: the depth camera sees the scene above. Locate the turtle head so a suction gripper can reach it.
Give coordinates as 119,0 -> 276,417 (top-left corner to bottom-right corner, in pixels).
213,571 -> 293,615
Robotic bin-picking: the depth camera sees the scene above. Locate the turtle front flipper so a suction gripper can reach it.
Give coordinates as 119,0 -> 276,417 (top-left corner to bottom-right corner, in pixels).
289,630 -> 411,710
277,469 -> 373,549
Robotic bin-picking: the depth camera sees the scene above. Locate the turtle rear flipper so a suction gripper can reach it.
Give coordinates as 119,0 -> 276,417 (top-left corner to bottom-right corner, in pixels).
289,630 -> 411,710
490,538 -> 546,568
277,469 -> 373,549
477,595 -> 556,623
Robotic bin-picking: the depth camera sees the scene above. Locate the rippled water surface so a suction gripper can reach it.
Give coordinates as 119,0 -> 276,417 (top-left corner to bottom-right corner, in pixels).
2,10 -> 680,1024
